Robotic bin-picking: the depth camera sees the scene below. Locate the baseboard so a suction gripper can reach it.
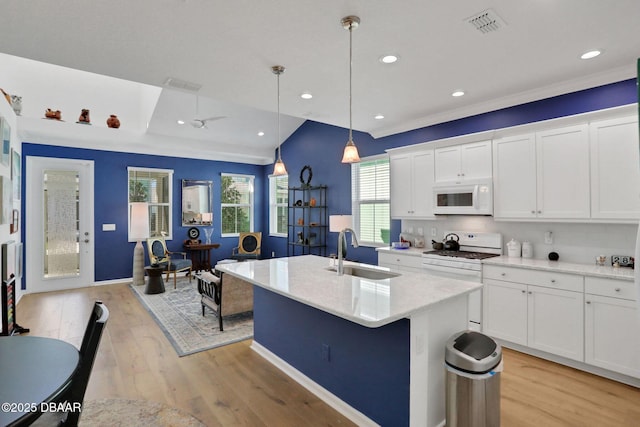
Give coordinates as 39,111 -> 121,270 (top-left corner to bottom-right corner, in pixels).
498,339 -> 640,388
94,278 -> 132,287
250,341 -> 380,427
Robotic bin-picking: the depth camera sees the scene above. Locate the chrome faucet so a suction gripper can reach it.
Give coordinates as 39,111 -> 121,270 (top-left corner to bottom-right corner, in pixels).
337,227 -> 359,275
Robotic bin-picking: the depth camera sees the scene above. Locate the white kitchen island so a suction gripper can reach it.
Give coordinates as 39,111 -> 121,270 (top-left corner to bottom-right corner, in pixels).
217,255 -> 482,427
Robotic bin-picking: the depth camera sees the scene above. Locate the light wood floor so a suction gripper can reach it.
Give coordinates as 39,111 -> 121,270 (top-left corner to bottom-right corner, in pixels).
16,283 -> 640,426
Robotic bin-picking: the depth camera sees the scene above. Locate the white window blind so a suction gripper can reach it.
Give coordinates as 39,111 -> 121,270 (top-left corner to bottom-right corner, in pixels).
269,174 -> 288,236
352,156 -> 390,246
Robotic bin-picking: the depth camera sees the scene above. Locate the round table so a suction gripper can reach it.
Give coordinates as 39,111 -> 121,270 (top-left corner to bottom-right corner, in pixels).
145,265 -> 166,294
0,336 -> 80,426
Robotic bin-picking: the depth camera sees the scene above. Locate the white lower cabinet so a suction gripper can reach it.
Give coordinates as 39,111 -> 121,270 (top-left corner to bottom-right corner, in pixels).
483,265 -> 584,362
585,277 -> 640,379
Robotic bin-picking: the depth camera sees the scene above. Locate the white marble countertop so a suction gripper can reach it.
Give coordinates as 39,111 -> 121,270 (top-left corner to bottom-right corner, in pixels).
483,256 -> 634,281
216,255 -> 481,328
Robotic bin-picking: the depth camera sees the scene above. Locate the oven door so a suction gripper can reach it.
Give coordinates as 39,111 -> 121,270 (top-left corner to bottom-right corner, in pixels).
421,263 -> 483,331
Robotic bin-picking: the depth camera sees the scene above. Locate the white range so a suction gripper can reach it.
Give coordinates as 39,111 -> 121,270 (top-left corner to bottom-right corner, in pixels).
422,231 -> 503,330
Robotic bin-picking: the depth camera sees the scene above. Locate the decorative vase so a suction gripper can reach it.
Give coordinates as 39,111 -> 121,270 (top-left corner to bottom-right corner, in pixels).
204,228 -> 213,244
107,114 -> 120,128
78,109 -> 90,124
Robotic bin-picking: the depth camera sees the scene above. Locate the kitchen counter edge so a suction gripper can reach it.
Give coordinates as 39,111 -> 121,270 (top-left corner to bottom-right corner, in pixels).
482,256 -> 634,281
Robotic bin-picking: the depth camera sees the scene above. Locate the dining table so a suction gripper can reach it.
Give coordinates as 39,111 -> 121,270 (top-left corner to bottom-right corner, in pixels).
0,336 -> 80,426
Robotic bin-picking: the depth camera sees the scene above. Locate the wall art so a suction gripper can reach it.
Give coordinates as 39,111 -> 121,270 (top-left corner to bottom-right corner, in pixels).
11,149 -> 20,200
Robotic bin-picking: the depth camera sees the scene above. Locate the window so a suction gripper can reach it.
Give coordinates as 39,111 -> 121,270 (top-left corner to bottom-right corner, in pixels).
269,174 -> 288,237
351,155 -> 390,246
128,167 -> 173,240
221,173 -> 254,236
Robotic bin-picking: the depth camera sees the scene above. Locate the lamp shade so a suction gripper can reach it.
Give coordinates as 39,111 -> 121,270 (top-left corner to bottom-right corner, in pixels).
341,142 -> 361,163
329,215 -> 353,232
130,202 -> 150,240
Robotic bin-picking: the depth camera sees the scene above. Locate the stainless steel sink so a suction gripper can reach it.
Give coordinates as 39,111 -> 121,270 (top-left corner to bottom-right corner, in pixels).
326,265 -> 400,280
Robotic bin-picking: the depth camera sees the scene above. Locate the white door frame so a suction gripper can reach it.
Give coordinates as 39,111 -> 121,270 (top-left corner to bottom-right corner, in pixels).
25,156 -> 95,293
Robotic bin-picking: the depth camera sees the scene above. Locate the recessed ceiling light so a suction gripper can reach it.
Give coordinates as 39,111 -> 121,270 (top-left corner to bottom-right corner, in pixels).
177,120 -> 185,125
380,55 -> 398,64
580,50 -> 601,60
374,114 -> 385,120
258,131 -> 265,136
452,90 -> 465,97
300,92 -> 313,99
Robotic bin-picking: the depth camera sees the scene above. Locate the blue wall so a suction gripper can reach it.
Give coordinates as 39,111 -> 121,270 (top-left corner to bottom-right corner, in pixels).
21,144 -> 265,283
263,78 -> 638,263
253,286 -> 410,426
20,78 -> 637,285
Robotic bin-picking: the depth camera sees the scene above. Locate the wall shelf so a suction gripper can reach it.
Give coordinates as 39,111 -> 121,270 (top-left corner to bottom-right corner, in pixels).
287,185 -> 327,257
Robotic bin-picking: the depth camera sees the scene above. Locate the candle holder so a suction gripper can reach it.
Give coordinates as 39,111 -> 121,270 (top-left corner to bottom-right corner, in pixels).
204,227 -> 214,244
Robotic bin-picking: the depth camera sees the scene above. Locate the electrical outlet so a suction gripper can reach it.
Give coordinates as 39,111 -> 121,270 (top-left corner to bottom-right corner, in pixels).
271,251 -> 275,258
544,231 -> 553,245
321,344 -> 331,362
612,255 -> 634,267
417,227 -> 423,236
431,227 -> 437,237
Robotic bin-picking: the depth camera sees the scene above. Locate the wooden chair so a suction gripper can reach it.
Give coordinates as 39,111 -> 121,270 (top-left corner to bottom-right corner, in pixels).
231,232 -> 262,261
146,236 -> 192,288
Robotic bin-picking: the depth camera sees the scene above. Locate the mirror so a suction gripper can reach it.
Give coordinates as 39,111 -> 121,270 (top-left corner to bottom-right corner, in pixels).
182,179 -> 213,226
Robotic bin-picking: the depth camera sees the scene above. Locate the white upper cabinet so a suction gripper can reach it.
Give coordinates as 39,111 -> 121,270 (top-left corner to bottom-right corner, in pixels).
493,124 -> 590,220
435,140 -> 492,183
390,150 -> 435,219
589,116 -> 640,220
492,133 -> 537,218
535,124 -> 590,219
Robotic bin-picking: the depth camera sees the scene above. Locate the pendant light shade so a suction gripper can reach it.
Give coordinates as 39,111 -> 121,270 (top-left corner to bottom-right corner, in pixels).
272,65 -> 288,176
341,15 -> 361,164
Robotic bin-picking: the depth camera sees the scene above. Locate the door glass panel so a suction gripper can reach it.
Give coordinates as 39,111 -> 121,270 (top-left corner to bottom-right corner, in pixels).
43,170 -> 79,278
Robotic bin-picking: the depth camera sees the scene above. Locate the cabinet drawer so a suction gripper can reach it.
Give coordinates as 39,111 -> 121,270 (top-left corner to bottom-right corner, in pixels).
483,265 -> 583,292
378,251 -> 423,270
585,276 -> 635,301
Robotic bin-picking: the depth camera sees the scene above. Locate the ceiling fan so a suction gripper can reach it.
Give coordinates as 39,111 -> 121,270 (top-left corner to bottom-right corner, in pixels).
190,93 -> 226,129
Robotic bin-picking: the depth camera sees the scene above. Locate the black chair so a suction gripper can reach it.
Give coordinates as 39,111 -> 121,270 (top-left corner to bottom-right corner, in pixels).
35,301 -> 109,427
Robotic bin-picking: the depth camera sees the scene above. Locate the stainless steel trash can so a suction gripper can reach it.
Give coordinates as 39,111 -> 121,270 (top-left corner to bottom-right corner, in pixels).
445,331 -> 502,427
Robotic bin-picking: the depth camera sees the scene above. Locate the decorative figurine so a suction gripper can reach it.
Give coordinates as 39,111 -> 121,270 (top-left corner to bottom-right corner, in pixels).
10,95 -> 22,116
106,114 -> 120,128
77,109 -> 91,124
45,109 -> 62,120
0,88 -> 10,105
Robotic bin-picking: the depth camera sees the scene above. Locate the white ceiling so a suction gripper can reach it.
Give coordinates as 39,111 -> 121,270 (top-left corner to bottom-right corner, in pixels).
1,0 -> 639,164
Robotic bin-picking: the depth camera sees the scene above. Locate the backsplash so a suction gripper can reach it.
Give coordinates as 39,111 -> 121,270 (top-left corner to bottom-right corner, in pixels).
401,217 -> 638,266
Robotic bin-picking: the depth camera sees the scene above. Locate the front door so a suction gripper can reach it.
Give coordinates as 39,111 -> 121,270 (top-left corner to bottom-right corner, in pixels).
26,157 -> 94,293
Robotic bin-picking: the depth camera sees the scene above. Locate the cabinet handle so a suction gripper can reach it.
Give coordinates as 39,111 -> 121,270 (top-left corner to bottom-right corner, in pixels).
521,290 -> 526,294
457,173 -> 461,177
550,279 -> 556,283
586,301 -> 591,304
501,272 -> 506,276
528,291 -> 532,294
531,210 -> 535,214
461,173 -> 465,176
615,287 -> 621,292
537,210 -> 542,214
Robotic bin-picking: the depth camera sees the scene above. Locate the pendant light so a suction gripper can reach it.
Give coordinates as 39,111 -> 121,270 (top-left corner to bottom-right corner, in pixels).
272,65 -> 288,176
341,15 -> 361,164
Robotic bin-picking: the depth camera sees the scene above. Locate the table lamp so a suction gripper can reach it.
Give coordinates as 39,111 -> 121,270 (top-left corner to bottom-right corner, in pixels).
130,202 -> 150,286
329,215 -> 352,257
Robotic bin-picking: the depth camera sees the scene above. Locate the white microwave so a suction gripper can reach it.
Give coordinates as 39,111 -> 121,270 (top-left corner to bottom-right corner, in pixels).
433,179 -> 493,215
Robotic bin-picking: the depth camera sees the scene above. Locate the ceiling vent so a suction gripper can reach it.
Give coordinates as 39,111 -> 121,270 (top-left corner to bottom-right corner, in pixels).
466,8 -> 507,34
163,77 -> 202,92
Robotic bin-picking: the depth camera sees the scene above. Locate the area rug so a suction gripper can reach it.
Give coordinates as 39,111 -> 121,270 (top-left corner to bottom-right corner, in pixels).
130,278 -> 253,357
79,398 -> 206,426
